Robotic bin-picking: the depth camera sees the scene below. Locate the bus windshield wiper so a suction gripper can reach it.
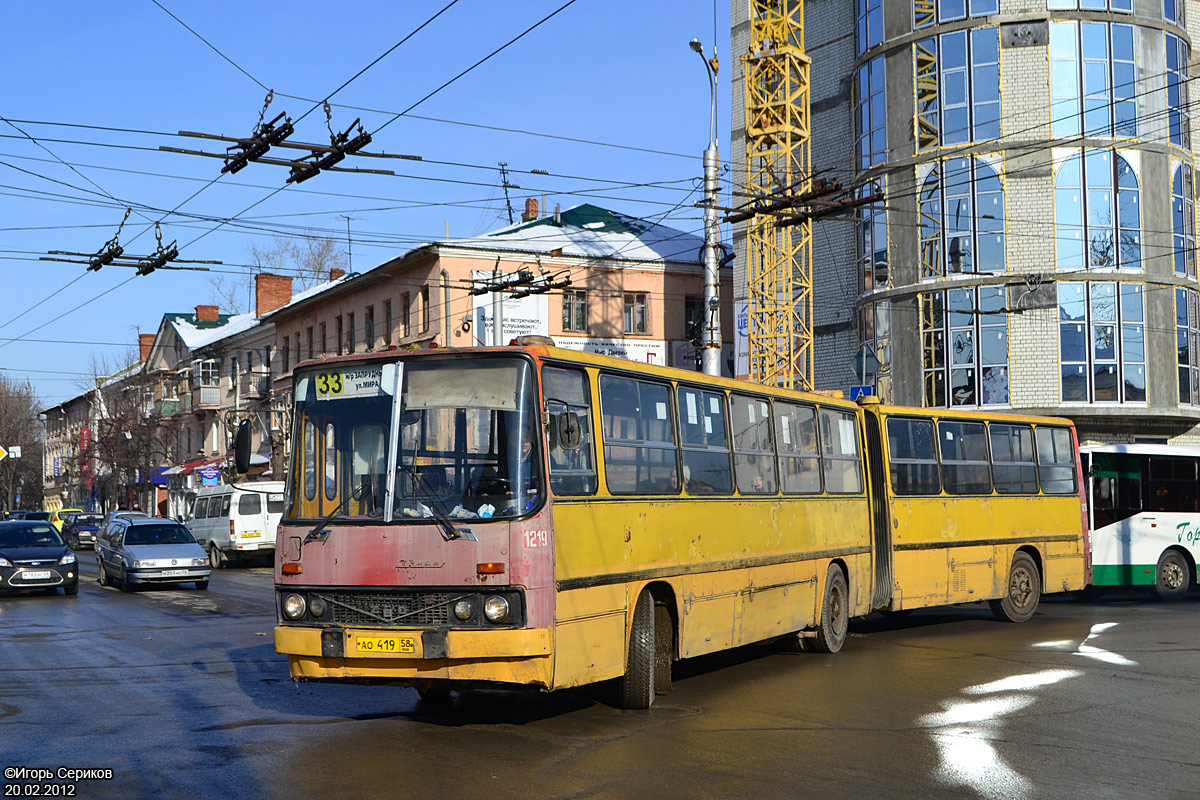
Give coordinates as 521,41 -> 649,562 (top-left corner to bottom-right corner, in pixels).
304,482 -> 367,546
398,464 -> 476,542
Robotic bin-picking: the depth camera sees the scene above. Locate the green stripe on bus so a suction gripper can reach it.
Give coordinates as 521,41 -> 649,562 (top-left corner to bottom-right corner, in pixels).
1091,563 -> 1157,586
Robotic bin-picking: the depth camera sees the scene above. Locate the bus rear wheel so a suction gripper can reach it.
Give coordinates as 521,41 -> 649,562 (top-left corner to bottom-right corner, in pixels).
1154,550 -> 1190,602
990,552 -> 1040,623
620,590 -> 656,710
810,566 -> 849,654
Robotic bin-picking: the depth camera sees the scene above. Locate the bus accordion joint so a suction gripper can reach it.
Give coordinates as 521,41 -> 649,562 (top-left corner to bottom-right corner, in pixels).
281,563 -> 303,575
476,562 -> 506,575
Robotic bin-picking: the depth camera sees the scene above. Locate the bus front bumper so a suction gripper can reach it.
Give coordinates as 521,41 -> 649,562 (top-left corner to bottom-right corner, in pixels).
275,625 -> 554,687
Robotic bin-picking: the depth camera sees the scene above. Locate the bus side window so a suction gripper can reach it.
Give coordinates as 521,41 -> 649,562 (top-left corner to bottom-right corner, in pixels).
1035,426 -> 1077,494
886,417 -> 940,495
775,402 -> 820,494
677,387 -> 732,495
821,408 -> 863,493
599,375 -> 678,494
542,366 -> 597,495
990,423 -> 1037,494
731,394 -> 776,493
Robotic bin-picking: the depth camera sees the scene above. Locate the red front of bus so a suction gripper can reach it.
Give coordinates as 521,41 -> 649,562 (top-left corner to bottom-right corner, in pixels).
273,351 -> 558,689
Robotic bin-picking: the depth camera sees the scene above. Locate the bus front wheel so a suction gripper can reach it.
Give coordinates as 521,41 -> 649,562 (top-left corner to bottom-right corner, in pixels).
810,566 -> 849,654
990,552 -> 1040,623
620,590 -> 656,710
1154,550 -> 1190,602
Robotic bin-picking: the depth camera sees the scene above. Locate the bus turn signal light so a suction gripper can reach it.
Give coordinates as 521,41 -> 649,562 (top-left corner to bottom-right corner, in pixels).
281,563 -> 303,575
476,562 -> 505,575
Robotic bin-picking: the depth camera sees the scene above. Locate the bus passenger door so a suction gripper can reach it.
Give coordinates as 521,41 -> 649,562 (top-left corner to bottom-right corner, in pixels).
863,411 -> 892,610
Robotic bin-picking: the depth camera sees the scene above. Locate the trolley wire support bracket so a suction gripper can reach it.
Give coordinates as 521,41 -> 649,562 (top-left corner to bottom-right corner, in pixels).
42,220 -> 221,276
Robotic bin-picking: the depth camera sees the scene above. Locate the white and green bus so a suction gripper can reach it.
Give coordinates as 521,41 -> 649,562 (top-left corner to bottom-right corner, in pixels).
1083,444 -> 1200,600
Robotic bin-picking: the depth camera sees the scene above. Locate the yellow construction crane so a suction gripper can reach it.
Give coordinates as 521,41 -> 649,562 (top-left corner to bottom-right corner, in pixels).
741,0 -> 812,390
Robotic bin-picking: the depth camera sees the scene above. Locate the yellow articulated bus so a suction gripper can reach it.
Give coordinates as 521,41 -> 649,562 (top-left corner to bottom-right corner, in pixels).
259,342 -> 1088,709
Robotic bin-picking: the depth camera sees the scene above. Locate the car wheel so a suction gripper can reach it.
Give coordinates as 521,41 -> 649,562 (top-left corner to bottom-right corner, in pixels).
209,543 -> 226,569
63,581 -> 78,596
195,580 -> 209,591
119,571 -> 134,593
98,559 -> 112,587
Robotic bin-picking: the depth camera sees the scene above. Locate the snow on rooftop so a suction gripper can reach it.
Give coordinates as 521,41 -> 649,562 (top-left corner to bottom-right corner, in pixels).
440,204 -> 704,264
171,312 -> 259,351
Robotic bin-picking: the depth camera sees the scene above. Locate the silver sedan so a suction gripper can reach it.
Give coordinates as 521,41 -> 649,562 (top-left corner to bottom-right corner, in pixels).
96,518 -> 211,591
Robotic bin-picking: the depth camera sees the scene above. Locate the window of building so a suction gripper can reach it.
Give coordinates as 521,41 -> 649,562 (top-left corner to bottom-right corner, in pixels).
919,157 -> 1005,277
562,289 -> 587,332
347,312 -> 355,353
859,180 -> 888,292
1167,33 -> 1190,148
914,0 -> 998,28
857,0 -> 883,53
684,296 -> 703,347
1054,149 -> 1140,271
856,56 -> 887,169
860,301 -> 891,384
915,26 -> 1000,149
320,322 -> 327,355
1049,22 -> 1136,139
1165,0 -> 1183,25
282,339 -> 290,374
1177,288 -> 1200,404
402,292 -> 411,338
623,293 -> 647,334
1173,163 -> 1195,278
921,286 -> 1009,407
335,315 -> 344,355
1048,0 -> 1130,11
421,286 -> 431,332
383,300 -> 392,346
364,305 -> 374,351
1059,281 -> 1146,403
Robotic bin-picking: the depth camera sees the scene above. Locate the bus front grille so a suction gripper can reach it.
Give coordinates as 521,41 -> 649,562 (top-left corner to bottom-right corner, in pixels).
324,590 -> 452,626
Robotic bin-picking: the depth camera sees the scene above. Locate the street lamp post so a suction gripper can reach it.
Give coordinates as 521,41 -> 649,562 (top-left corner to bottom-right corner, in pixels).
690,38 -> 721,377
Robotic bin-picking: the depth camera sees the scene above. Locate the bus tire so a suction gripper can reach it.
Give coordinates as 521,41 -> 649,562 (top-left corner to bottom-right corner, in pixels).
620,590 -> 655,709
1154,550 -> 1190,602
990,552 -> 1040,623
811,566 -> 849,654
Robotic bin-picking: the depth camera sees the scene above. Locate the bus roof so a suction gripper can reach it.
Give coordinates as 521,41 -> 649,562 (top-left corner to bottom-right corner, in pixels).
1080,443 -> 1200,458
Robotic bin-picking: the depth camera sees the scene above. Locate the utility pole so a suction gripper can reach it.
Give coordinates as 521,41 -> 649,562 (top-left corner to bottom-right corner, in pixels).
340,215 -> 359,272
691,38 -> 722,377
499,162 -> 516,225
492,263 -> 504,346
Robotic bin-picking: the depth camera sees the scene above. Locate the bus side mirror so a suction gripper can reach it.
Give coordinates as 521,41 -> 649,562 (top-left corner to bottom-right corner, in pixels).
234,420 -> 251,474
558,412 -> 582,450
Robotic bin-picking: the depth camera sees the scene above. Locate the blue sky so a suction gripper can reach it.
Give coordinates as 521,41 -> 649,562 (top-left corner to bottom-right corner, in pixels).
0,0 -> 731,406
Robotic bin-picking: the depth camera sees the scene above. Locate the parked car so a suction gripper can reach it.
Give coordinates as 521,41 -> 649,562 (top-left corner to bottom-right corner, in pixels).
6,511 -> 27,520
23,511 -> 51,522
63,513 -> 104,550
189,482 -> 284,568
96,517 -> 210,591
0,520 -> 78,595
49,508 -> 82,531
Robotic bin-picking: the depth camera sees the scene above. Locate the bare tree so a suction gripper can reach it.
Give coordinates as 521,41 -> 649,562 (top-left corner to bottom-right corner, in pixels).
211,232 -> 348,313
0,375 -> 44,510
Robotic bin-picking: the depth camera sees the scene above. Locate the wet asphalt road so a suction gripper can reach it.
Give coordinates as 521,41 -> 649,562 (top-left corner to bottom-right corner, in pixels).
1,557 -> 1198,800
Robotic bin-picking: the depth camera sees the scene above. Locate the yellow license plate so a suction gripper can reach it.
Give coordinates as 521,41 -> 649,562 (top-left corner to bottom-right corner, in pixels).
240,531 -> 260,539
356,636 -> 416,654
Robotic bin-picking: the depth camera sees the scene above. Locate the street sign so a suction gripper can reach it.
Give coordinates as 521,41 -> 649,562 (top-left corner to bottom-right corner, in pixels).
849,385 -> 874,401
0,444 -> 6,462
8,446 -> 20,458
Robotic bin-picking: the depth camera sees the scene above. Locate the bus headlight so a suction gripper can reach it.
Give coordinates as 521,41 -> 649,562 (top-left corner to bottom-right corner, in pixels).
453,599 -> 473,620
282,593 -> 307,620
308,595 -> 326,618
483,595 -> 509,623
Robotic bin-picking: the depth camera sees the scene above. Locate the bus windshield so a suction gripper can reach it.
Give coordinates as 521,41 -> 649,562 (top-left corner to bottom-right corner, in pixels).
288,356 -> 542,523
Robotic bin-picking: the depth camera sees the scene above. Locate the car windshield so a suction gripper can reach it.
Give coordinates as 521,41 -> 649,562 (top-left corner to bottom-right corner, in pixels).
24,512 -> 50,521
74,515 -> 103,526
0,523 -> 64,548
124,524 -> 196,546
287,356 -> 541,522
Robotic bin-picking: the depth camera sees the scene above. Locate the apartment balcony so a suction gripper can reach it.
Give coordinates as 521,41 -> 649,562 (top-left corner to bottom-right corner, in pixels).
192,385 -> 222,410
154,398 -> 181,417
239,369 -> 271,400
